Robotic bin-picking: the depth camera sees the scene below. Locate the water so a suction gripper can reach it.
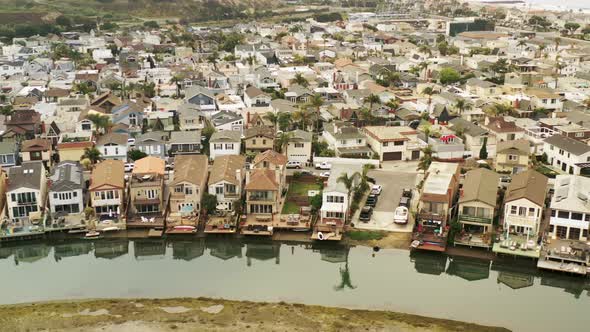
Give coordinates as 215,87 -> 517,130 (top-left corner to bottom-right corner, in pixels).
1,238 -> 589,332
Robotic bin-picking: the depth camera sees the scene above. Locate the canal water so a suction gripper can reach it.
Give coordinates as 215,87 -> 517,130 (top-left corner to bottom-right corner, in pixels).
0,238 -> 588,332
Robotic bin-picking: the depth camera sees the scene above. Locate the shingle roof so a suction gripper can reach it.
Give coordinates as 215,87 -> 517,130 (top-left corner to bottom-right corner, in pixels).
245,169 -> 278,191
544,134 -> 590,156
504,170 -> 548,207
49,161 -> 83,192
497,139 -> 530,154
171,154 -> 208,186
253,149 -> 287,166
244,126 -> 274,139
133,156 -> 165,175
210,130 -> 241,143
209,155 -> 246,185
7,161 -> 44,191
459,168 -> 499,207
97,132 -> 128,146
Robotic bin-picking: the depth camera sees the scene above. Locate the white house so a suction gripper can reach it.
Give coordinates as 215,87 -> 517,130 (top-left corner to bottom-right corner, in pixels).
286,129 -> 313,164
6,162 -> 47,221
48,162 -> 84,215
543,134 -> 590,175
96,133 -> 128,161
322,121 -> 372,158
362,126 -> 423,161
243,86 -> 271,108
209,130 -> 242,160
208,155 -> 246,211
549,175 -> 590,242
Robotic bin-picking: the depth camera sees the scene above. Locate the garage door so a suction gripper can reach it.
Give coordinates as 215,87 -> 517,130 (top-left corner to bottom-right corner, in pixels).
383,152 -> 402,161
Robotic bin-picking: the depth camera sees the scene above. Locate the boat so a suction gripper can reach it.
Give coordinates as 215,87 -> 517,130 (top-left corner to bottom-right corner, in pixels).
173,225 -> 197,232
410,240 -> 421,249
102,227 -> 120,232
84,231 -> 101,239
393,206 -> 409,224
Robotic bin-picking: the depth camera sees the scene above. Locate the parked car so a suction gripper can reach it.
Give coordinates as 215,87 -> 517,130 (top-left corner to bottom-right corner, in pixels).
127,138 -> 136,146
399,196 -> 410,208
319,171 -> 330,178
499,176 -> 511,188
370,184 -> 382,195
124,163 -> 134,173
393,206 -> 409,224
286,160 -> 302,169
402,188 -> 412,198
165,163 -> 174,171
298,170 -> 312,176
365,194 -> 378,207
315,161 -> 332,170
359,206 -> 373,222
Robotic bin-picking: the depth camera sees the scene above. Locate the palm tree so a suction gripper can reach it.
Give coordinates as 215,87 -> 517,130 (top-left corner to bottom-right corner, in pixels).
538,44 -> 546,58
418,45 -> 432,57
337,171 -> 360,224
170,75 -> 183,98
417,145 -> 434,173
385,100 -> 399,111
292,107 -> 312,130
0,104 -> 13,122
292,73 -> 309,87
307,93 -> 324,133
422,86 -> 435,111
455,99 -> 470,115
275,132 -> 293,154
517,39 -> 527,50
418,61 -> 430,80
87,113 -> 112,134
383,71 -> 401,87
75,82 -> 93,95
83,147 -> 102,164
554,56 -> 565,89
487,103 -> 515,117
263,112 -> 279,132
277,112 -> 292,131
366,94 -> 381,110
583,98 -> 590,109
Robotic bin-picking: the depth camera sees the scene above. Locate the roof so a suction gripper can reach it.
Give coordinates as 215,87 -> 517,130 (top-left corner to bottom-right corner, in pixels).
209,155 -> 246,185
170,130 -> 201,144
244,126 -> 274,139
504,170 -> 548,207
245,86 -> 267,98
210,130 -> 241,143
171,154 -> 208,186
133,156 -> 165,175
253,149 -> 287,166
21,138 -> 51,152
544,134 -> 590,156
245,169 -> 278,191
136,131 -> 168,144
363,126 -> 415,142
325,163 -> 363,193
484,117 -> 524,133
211,110 -> 242,126
96,132 -> 128,146
449,118 -> 487,137
185,86 -> 214,100
288,129 -> 312,142
423,162 -> 459,195
497,139 -> 530,154
325,121 -> 365,140
7,162 -> 44,191
49,161 -> 83,192
550,175 -> 590,213
89,160 -> 125,191
459,168 -> 499,207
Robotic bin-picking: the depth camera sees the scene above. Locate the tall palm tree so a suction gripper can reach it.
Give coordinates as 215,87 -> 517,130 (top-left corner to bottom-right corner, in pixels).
292,107 -> 312,130
0,104 -> 13,123
366,94 -> 381,110
277,112 -> 292,131
417,145 -> 434,173
385,100 -> 399,111
455,99 -> 469,115
422,86 -> 435,111
487,103 -> 515,117
170,75 -> 183,98
275,132 -> 293,154
383,71 -> 401,87
83,147 -> 102,164
87,113 -> 112,134
292,73 -> 309,87
337,171 -> 360,224
554,56 -> 565,89
517,39 -> 527,50
263,112 -> 279,132
418,61 -> 430,80
308,93 -> 323,133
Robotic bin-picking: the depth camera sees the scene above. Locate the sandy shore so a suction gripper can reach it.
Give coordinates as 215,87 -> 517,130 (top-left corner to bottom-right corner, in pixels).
0,298 -> 510,332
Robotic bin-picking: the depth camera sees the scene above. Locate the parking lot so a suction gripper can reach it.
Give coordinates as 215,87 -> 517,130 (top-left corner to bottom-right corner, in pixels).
355,169 -> 419,233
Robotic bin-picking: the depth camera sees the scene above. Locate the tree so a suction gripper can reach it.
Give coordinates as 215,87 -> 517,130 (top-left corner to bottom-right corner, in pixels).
86,113 -> 112,134
75,82 -> 93,95
554,56 -> 565,88
422,86 -> 436,110
479,137 -> 488,160
455,99 -> 469,115
308,93 -> 324,132
83,147 -> 101,164
202,125 -> 216,156
55,15 -> 72,28
202,193 -> 218,215
275,132 -> 293,153
487,103 -> 515,116
365,94 -> 381,110
170,75 -> 183,98
263,112 -> 279,132
337,171 -> 360,224
0,105 -> 13,122
564,22 -> 580,35
417,145 -> 434,173
277,112 -> 292,131
439,68 -> 461,85
292,73 -> 309,87
292,107 -> 312,130
359,108 -> 374,125
310,194 -> 322,213
143,21 -> 160,29
128,149 -> 147,161
490,58 -> 509,76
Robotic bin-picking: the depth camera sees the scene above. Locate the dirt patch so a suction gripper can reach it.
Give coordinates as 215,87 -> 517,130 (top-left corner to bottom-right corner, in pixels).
345,231 -> 412,250
0,298 -> 510,332
159,306 -> 191,314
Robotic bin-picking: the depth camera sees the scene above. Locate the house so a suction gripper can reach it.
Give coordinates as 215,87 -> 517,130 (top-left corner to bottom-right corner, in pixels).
543,134 -> 590,175
168,154 -> 209,218
20,138 -> 53,168
48,162 -> 84,215
177,103 -> 206,131
315,164 -> 363,241
208,155 -> 246,212
548,175 -> 590,244
465,78 -> 499,97
90,92 -> 121,114
127,156 -> 166,228
6,161 -> 47,222
167,131 -> 202,156
57,132 -> 94,162
455,168 -> 500,248
494,170 -> 548,258
484,117 -> 525,142
0,141 -> 18,167
135,131 -> 169,160
185,86 -> 216,113
526,88 -> 563,112
244,86 -> 271,108
449,118 -> 496,158
362,126 -> 423,162
285,84 -> 313,104
96,133 -> 128,161
495,139 -> 531,174
244,126 -> 274,154
4,109 -> 42,139
209,130 -> 241,160
146,111 -> 175,132
413,162 -> 461,252
285,129 -> 313,164
420,132 -> 466,161
211,110 -> 244,133
89,160 -> 125,223
322,121 -> 372,158
111,102 -> 144,131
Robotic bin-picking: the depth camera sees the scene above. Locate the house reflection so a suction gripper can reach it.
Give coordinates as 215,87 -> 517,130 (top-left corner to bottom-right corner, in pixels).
409,251 -> 448,275
446,256 -> 490,282
206,238 -> 243,261
245,241 -> 280,266
170,239 -> 205,261
134,239 -> 166,260
94,239 -> 129,260
0,246 -> 13,260
492,260 -> 537,290
13,243 -> 50,265
53,241 -> 92,262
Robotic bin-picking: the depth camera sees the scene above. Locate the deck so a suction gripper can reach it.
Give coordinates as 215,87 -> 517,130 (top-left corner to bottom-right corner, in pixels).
126,213 -> 165,229
274,214 -> 311,231
240,214 -> 274,236
412,231 -> 448,252
454,233 -> 492,248
311,223 -> 343,241
537,239 -> 589,275
492,235 -> 541,259
166,215 -> 199,235
204,213 -> 237,234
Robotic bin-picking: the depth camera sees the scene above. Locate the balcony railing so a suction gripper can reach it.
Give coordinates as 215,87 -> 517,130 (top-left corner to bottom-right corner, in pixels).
459,214 -> 492,224
248,196 -> 274,202
418,211 -> 446,222
16,200 -> 37,206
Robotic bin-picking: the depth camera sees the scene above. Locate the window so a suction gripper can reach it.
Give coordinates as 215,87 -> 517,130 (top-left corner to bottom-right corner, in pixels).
252,139 -> 256,145
225,144 -> 234,149
340,140 -> 346,145
215,186 -> 224,195
146,190 -> 157,199
383,142 -> 388,147
569,227 -> 581,240
518,207 -> 526,216
508,154 -> 518,161
583,229 -> 588,238
327,195 -> 344,203
262,139 -> 267,145
294,143 -> 304,148
175,185 -> 183,193
357,139 -> 362,144
575,132 -> 584,138
214,144 -> 223,150
510,206 -> 517,215
528,207 -> 535,217
185,186 -> 193,195
394,141 -> 404,146
325,211 -> 344,219
571,212 -> 583,220
551,209 -> 556,217
558,211 -> 570,219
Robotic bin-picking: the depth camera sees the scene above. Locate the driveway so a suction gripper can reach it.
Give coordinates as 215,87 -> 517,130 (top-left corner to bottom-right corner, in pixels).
355,169 -> 419,233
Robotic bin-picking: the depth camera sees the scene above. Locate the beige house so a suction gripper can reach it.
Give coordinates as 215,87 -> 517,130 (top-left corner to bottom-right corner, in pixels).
20,138 -> 53,167
208,155 -> 246,212
362,125 -> 423,162
89,160 -> 125,222
128,156 -> 166,228
169,154 -> 209,215
495,139 -> 530,174
244,126 -> 274,154
455,168 -> 500,248
285,129 -> 313,164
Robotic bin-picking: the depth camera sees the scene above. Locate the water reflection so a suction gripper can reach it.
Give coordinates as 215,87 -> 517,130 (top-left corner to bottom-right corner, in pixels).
54,241 -> 92,262
206,238 -> 242,261
245,241 -> 280,266
410,251 -> 448,275
170,239 -> 205,261
94,239 -> 129,260
492,261 -> 537,290
14,243 -> 50,265
134,240 -> 166,260
446,257 -> 490,282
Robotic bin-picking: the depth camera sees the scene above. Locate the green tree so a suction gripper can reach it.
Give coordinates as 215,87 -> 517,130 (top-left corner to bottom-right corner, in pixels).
479,137 -> 488,160
310,194 -> 322,213
292,73 -> 309,87
277,112 -> 292,131
337,171 -> 360,224
439,68 -> 461,85
128,149 -> 148,161
455,99 -> 470,115
202,125 -> 216,156
275,132 -> 293,153
83,147 -> 102,164
366,94 -> 381,110
263,112 -> 279,132
422,86 -> 436,110
417,145 -> 434,173
202,193 -> 218,215
86,113 -> 112,134
308,93 -> 324,132
564,22 -> 580,35
292,107 -> 312,130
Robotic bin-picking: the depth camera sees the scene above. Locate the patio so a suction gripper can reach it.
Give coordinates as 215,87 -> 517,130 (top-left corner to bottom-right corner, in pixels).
205,212 -> 237,234
240,214 -> 275,236
454,232 -> 493,248
492,234 -> 541,258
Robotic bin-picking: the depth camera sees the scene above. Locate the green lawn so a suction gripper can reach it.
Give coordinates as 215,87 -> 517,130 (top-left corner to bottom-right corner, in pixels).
535,165 -> 558,178
282,201 -> 301,214
347,230 -> 386,241
288,181 -> 322,196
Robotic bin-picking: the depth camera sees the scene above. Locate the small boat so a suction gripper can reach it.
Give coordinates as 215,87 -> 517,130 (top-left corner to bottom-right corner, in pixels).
102,226 -> 120,232
393,206 -> 409,224
410,240 -> 421,249
174,225 -> 196,231
84,231 -> 101,239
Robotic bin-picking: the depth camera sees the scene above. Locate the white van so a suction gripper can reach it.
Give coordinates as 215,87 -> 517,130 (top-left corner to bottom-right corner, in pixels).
286,160 -> 302,169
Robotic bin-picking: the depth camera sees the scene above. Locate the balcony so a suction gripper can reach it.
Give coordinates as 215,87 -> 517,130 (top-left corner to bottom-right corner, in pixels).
459,214 -> 492,225
16,200 -> 37,206
417,210 -> 446,222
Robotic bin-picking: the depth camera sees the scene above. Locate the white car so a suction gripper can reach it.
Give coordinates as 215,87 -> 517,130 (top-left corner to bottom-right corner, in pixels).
315,161 -> 332,170
127,138 -> 136,146
393,206 -> 409,224
370,185 -> 382,195
286,160 -> 303,169
319,171 -> 330,178
124,163 -> 134,173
